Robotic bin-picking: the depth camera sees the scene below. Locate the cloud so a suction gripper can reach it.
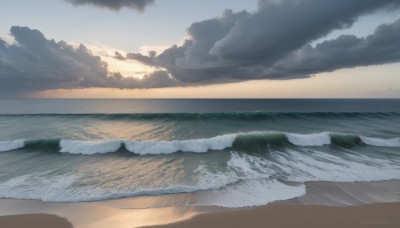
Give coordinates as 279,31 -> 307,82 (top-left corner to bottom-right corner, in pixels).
114,51 -> 125,60
269,18 -> 400,76
209,0 -> 399,61
65,0 -> 155,12
125,51 -> 158,66
2,0 -> 400,96
127,0 -> 400,82
0,26 -> 179,96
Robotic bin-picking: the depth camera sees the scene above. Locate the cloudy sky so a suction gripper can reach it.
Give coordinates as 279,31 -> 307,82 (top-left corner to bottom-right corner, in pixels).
1,0 -> 400,98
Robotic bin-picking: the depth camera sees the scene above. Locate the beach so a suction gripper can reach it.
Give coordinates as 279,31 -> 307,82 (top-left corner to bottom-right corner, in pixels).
0,198 -> 196,228
0,214 -> 73,228
147,203 -> 400,228
1,181 -> 399,227
1,203 -> 400,228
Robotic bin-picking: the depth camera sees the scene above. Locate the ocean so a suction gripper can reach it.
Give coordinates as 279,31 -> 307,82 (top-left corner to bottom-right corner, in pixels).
0,99 -> 399,208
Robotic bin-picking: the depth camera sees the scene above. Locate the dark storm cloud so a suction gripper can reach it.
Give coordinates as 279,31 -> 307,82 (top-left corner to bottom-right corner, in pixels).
126,9 -> 252,82
0,26 -> 179,96
65,0 -> 155,12
271,19 -> 400,76
127,0 -> 400,83
210,0 -> 399,61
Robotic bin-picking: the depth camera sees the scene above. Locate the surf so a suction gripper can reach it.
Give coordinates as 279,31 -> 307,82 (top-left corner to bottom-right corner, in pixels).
1,131 -> 399,154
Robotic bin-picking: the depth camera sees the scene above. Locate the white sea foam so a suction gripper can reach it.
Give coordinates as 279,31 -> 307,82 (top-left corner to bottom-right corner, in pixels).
0,139 -> 25,152
196,179 -> 306,208
0,173 -> 78,202
227,152 -> 274,178
0,148 -> 399,206
60,139 -> 122,154
275,149 -> 400,182
0,171 -> 304,207
124,134 -> 237,155
360,136 -> 400,147
226,150 -> 400,184
195,157 -> 306,207
285,132 -> 331,146
0,171 -> 238,203
216,149 -> 400,207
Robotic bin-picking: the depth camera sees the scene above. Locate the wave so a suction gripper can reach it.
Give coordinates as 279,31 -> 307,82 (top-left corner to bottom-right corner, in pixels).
285,132 -> 331,146
226,150 -> 400,183
195,179 -> 306,208
359,136 -> 400,147
1,147 -> 398,206
1,132 -> 399,154
0,170 -> 307,207
60,140 -> 122,155
0,112 -> 398,121
0,172 -> 239,203
124,134 -> 236,155
0,139 -> 25,152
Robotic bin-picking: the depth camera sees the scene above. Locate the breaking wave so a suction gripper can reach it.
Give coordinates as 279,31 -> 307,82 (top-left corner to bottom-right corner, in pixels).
0,139 -> 25,152
1,132 -> 399,154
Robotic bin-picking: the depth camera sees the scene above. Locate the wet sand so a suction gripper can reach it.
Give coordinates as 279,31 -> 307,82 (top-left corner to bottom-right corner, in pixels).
144,203 -> 400,228
2,203 -> 399,228
0,199 -> 198,228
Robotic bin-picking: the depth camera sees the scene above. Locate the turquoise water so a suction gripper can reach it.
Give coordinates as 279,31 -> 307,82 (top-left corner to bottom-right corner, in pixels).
0,99 -> 399,207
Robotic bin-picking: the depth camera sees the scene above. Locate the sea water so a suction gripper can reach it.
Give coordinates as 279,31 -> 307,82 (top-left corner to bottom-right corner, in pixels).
0,99 -> 399,207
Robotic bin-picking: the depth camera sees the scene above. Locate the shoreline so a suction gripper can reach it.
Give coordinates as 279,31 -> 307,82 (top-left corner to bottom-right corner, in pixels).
0,180 -> 399,227
144,203 -> 400,228
1,203 -> 399,228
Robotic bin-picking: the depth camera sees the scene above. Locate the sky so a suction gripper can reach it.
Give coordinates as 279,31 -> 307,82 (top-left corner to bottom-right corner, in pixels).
0,0 -> 400,98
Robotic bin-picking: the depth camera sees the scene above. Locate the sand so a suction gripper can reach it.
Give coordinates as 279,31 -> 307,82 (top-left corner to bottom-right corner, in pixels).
0,199 -> 198,228
0,214 -> 72,228
145,203 -> 400,228
2,203 -> 399,228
